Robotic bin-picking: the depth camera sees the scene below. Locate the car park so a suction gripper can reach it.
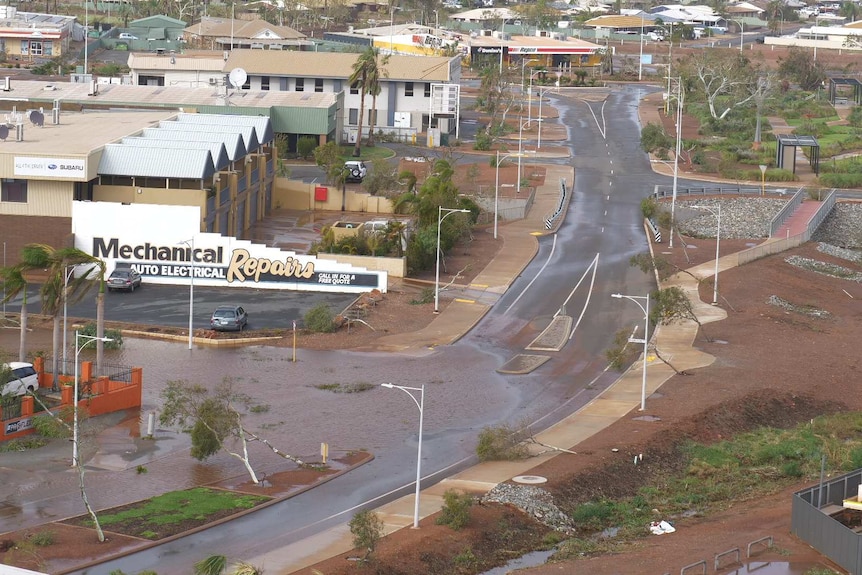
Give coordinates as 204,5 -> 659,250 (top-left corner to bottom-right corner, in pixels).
210,305 -> 248,331
107,268 -> 142,292
344,160 -> 367,183
1,362 -> 39,397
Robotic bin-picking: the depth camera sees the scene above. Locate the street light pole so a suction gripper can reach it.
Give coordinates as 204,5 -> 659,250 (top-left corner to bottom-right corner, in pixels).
669,77 -> 683,248
73,331 -> 112,466
611,293 -> 650,411
638,13 -> 644,81
434,206 -> 470,313
380,382 -> 425,529
179,238 -> 195,349
759,164 -> 767,196
494,150 -> 527,240
692,204 -> 721,305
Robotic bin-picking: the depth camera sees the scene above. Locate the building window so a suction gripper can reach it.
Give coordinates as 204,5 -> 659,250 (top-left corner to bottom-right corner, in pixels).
315,78 -> 324,92
1,179 -> 27,203
44,41 -> 52,56
350,81 -> 359,95
348,108 -> 358,125
261,76 -> 270,90
30,40 -> 42,56
424,82 -> 431,97
405,82 -> 414,97
20,40 -> 28,55
295,78 -> 304,92
242,75 -> 251,90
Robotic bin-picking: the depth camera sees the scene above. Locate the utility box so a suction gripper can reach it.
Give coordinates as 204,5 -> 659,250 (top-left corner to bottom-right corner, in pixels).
314,186 -> 327,202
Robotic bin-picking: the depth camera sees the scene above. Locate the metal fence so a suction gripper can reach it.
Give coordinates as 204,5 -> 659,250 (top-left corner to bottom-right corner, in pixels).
768,187 -> 805,237
792,468 -> 862,575
1,396 -> 21,421
651,185 -> 789,200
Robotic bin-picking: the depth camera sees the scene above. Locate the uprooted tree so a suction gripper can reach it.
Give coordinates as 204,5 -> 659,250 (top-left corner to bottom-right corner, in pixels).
159,379 -> 305,484
651,286 -> 712,342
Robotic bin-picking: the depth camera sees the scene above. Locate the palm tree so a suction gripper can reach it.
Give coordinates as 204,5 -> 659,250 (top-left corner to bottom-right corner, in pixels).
23,245 -> 107,386
366,51 -> 390,147
348,47 -> 382,157
0,264 -> 31,362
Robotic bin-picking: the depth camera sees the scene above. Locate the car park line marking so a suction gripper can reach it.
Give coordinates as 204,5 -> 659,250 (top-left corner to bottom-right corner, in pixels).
469,284 -> 489,289
455,298 -> 475,304
503,234 -> 558,315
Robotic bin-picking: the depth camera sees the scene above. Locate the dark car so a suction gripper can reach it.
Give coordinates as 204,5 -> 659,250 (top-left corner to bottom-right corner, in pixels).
210,305 -> 248,332
107,268 -> 142,292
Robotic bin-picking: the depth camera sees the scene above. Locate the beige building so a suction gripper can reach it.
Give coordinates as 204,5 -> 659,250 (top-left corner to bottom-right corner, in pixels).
183,17 -> 312,51
0,106 -> 276,266
0,6 -> 75,60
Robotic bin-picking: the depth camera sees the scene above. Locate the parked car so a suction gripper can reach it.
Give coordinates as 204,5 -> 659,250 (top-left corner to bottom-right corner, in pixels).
107,268 -> 142,292
210,305 -> 248,332
118,33 -> 138,40
1,362 -> 39,397
344,160 -> 367,183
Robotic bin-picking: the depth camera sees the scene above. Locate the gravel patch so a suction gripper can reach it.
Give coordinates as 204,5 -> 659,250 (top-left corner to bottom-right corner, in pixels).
483,483 -> 575,533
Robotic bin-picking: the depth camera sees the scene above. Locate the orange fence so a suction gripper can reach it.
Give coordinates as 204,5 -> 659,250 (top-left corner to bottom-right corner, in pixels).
1,357 -> 143,442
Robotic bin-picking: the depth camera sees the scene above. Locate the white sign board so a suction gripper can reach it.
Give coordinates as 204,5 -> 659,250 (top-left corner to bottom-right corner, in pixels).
72,202 -> 387,294
14,156 -> 86,178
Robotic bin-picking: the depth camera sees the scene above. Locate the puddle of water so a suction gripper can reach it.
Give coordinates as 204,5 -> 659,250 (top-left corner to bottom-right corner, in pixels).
476,549 -> 555,575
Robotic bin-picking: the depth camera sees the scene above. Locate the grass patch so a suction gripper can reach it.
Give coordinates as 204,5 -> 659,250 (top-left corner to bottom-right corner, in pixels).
313,382 -> 375,393
0,437 -> 49,452
65,487 -> 270,540
555,412 -> 862,560
337,145 -> 395,163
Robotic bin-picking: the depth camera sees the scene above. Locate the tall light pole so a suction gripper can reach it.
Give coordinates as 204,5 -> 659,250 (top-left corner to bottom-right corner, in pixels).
611,293 -> 650,411
730,18 -> 745,51
535,85 -> 555,149
638,12 -> 645,81
434,206 -> 470,313
669,77 -> 683,248
179,238 -> 195,349
73,331 -> 112,466
380,382 -> 425,529
692,204 -> 721,305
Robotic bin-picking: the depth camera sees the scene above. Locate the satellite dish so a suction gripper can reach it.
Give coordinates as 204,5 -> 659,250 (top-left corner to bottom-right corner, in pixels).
228,68 -> 247,90
0,125 -> 8,141
29,110 -> 44,127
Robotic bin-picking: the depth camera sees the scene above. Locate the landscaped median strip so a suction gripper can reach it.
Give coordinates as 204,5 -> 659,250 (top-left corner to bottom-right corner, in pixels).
121,329 -> 283,346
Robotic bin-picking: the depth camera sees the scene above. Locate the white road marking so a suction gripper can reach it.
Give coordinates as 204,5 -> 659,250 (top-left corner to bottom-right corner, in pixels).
503,234 -> 558,314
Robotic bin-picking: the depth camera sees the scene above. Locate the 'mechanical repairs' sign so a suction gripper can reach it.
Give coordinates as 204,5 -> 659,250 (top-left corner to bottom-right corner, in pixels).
73,202 -> 386,294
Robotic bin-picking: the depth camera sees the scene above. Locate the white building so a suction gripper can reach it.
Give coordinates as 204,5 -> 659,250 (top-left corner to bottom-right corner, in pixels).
128,50 -> 461,141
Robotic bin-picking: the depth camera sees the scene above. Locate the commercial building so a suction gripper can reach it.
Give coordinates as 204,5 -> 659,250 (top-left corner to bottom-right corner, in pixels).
0,6 -> 75,60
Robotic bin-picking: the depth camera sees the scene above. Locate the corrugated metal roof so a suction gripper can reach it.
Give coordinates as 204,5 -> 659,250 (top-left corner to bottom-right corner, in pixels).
155,121 -> 260,152
223,49 -> 456,82
128,52 -> 227,71
140,127 -> 247,161
121,137 -> 231,170
584,15 -> 655,27
176,112 -> 273,145
186,17 -> 306,40
99,145 -> 216,179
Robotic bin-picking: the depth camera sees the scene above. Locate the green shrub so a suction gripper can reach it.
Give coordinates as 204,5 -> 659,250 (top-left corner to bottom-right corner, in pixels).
77,322 -> 123,349
304,303 -> 335,333
640,123 -> 673,153
297,136 -> 317,160
410,287 -> 434,305
453,548 -> 478,568
640,197 -> 658,220
474,130 -> 492,151
436,489 -> 473,530
819,172 -> 862,188
31,411 -> 70,438
349,510 -> 383,560
30,529 -> 54,546
476,423 -> 530,461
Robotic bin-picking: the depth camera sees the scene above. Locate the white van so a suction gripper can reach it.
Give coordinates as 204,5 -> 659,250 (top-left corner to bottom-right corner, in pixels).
1,362 -> 39,396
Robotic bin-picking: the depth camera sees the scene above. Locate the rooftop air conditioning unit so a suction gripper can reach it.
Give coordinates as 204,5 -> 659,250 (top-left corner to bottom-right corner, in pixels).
536,30 -> 550,37
480,29 -> 492,36
209,77 -> 218,86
